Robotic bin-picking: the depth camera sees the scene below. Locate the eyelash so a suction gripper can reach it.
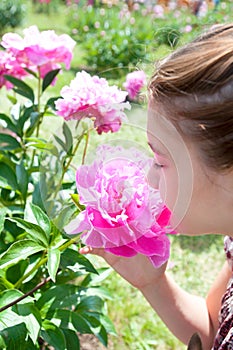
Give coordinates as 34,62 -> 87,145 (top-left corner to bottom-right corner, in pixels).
153,161 -> 164,169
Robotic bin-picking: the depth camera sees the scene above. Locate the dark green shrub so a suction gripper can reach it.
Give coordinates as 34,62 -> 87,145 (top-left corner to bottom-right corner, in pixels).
0,0 -> 26,34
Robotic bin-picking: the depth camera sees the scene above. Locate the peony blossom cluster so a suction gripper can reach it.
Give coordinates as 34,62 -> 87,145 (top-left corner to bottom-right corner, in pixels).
66,145 -> 174,267
1,25 -> 76,81
123,70 -> 146,100
55,71 -> 130,134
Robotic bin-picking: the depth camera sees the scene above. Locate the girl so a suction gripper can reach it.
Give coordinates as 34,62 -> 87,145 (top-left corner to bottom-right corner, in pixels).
80,24 -> 233,349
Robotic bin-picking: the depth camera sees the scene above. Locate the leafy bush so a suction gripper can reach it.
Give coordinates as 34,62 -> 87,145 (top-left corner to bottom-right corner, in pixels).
0,73 -> 116,350
0,26 -> 120,349
67,4 -> 155,77
0,0 -> 26,34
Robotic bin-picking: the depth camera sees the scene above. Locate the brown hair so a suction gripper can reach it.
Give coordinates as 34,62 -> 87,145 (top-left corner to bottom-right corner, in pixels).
149,24 -> 233,171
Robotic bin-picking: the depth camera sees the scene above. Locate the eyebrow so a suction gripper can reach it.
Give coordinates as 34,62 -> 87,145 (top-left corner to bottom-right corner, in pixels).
147,142 -> 167,157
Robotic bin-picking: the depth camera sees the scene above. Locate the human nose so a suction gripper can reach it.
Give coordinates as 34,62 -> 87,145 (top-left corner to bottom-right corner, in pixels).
147,166 -> 160,189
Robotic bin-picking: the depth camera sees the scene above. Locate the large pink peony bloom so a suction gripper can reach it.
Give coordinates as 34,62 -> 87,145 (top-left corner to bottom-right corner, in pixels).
1,26 -> 76,78
123,70 -> 146,100
65,145 -> 174,267
0,50 -> 28,89
55,71 -> 130,134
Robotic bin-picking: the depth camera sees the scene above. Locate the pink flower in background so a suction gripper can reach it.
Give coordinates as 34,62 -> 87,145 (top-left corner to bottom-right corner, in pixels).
153,5 -> 164,18
123,70 -> 146,100
66,145 -> 174,267
0,51 -> 28,89
1,26 -> 76,79
55,71 -> 130,134
184,24 -> 192,33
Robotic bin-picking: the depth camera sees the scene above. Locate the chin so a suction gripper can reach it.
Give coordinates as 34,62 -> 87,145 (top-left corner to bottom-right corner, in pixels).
169,216 -> 202,236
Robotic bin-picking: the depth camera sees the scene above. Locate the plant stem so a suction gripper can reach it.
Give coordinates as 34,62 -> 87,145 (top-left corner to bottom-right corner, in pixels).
0,277 -> 51,313
36,69 -> 42,138
14,255 -> 47,289
63,134 -> 84,174
51,132 -> 87,200
30,70 -> 42,168
81,130 -> 89,165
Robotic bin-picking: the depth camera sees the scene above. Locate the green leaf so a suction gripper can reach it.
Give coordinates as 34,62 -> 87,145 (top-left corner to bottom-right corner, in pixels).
45,96 -> 60,110
0,289 -> 34,308
0,163 -> 18,190
82,267 -> 112,287
71,312 -> 92,334
0,291 -> 42,346
54,309 -> 92,334
42,69 -> 60,93
0,240 -> 44,269
4,75 -> 35,103
62,328 -> 80,350
53,204 -> 77,230
0,113 -> 17,133
21,255 -> 41,284
63,122 -> 73,154
60,248 -> 98,274
0,323 -> 27,350
80,313 -> 108,346
47,248 -> 61,282
30,203 -> 51,238
25,112 -> 40,138
16,161 -> 28,201
36,284 -> 77,312
41,320 -> 66,350
14,303 -> 41,344
0,334 -> 6,349
53,134 -> 67,152
6,260 -> 28,284
8,218 -> 49,247
7,94 -> 17,105
0,133 -> 21,150
26,137 -> 58,155
17,106 -> 35,135
0,207 -> 7,234
32,182 -> 46,213
99,314 -> 117,336
24,67 -> 38,78
76,295 -> 104,314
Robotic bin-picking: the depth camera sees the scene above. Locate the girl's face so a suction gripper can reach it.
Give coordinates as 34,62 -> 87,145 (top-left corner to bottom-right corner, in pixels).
147,104 -> 232,235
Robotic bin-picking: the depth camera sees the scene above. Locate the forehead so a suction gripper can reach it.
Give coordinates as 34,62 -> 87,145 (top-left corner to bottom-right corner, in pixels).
147,104 -> 183,155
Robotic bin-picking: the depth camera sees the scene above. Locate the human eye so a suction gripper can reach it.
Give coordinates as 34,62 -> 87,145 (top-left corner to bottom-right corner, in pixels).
153,159 -> 164,169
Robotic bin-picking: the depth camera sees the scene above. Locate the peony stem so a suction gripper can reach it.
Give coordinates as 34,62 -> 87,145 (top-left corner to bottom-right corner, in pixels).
81,130 -> 89,165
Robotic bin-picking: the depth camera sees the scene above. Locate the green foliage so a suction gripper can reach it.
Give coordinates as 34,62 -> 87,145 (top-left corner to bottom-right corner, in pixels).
67,4 -> 155,77
0,68 -> 115,349
0,0 -> 26,34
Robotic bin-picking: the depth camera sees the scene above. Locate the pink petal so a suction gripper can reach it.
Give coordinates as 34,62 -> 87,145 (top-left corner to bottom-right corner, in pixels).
105,245 -> 137,257
128,234 -> 170,256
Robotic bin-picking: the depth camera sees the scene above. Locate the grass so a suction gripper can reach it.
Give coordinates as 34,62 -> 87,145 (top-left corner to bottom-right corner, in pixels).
0,1 -> 230,348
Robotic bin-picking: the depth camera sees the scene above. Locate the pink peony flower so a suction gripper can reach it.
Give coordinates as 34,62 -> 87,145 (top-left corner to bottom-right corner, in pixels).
1,26 -> 76,79
0,50 -> 28,89
65,145 -> 174,267
55,71 -> 130,134
123,70 -> 146,100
